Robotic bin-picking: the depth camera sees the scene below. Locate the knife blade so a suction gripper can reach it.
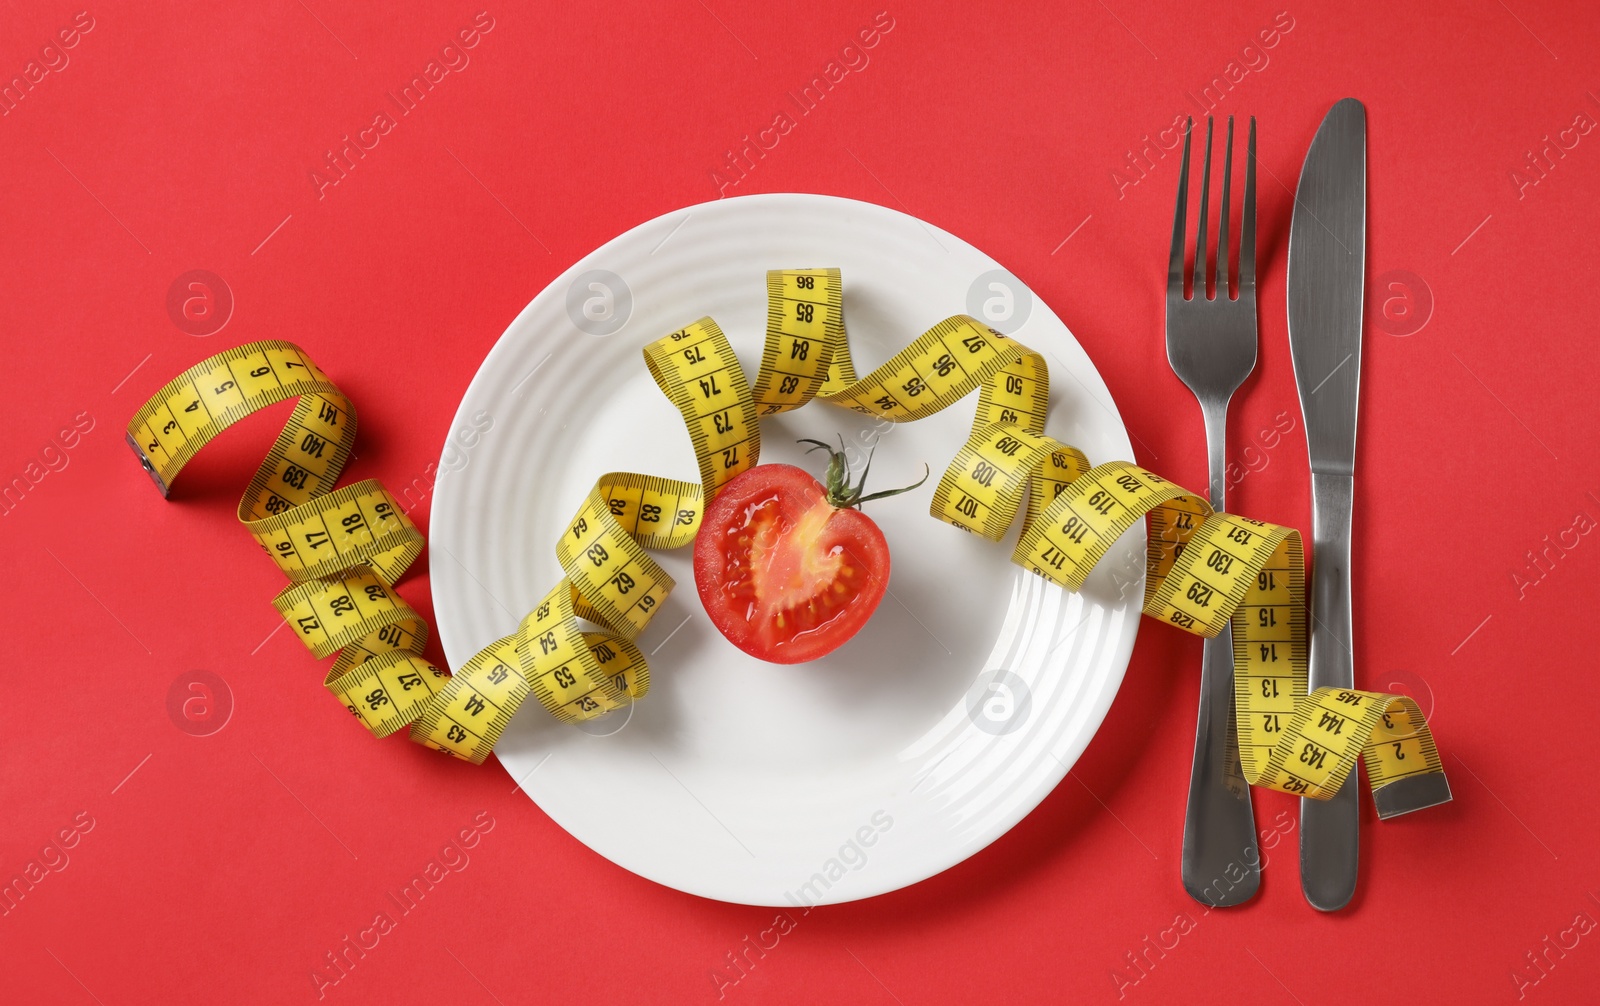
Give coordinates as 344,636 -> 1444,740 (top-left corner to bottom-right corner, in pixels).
1286,97 -> 1365,912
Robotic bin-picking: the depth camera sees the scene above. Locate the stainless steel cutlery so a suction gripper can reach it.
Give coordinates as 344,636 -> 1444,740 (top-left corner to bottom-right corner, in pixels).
1166,115 -> 1261,908
1159,97 -> 1449,909
1286,97 -> 1367,912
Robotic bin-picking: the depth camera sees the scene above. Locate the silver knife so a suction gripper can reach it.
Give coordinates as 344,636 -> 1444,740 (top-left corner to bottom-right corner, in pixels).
1287,98 -> 1365,912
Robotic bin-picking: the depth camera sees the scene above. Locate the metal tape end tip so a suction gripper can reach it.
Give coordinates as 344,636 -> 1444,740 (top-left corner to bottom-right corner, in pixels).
1373,773 -> 1454,821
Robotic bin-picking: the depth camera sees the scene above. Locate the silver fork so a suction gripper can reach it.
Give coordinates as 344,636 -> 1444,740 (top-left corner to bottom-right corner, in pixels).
1165,115 -> 1260,908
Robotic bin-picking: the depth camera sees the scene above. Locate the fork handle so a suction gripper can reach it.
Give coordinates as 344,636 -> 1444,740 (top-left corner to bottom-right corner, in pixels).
1300,472 -> 1359,911
1202,404 -> 1229,507
1182,626 -> 1260,906
1181,401 -> 1260,907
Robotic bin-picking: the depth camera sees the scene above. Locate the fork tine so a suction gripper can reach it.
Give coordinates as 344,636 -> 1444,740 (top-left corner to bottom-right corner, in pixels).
1168,117 -> 1192,294
1218,116 -> 1234,300
1239,116 -> 1257,291
1193,117 -> 1214,299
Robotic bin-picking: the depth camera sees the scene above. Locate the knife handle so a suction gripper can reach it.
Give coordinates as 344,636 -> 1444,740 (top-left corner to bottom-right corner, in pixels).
1300,471 -> 1359,911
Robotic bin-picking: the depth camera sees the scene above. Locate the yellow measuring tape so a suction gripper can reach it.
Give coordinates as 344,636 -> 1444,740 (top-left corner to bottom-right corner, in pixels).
127,269 -> 1446,819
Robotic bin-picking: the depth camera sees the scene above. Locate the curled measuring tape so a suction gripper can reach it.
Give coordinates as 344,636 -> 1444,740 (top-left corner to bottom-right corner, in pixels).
127,270 -> 1449,820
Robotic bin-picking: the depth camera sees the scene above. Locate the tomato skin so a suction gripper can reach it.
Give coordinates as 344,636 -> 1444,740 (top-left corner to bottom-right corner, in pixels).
693,464 -> 890,664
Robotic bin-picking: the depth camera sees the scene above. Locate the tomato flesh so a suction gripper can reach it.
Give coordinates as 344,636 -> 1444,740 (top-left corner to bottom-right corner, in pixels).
694,464 -> 890,664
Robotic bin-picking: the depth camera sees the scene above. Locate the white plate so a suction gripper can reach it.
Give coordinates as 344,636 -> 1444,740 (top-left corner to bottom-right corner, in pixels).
430,193 -> 1143,906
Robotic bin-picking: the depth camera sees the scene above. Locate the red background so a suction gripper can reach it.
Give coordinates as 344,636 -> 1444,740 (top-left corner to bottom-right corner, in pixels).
3,2 -> 1597,1003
